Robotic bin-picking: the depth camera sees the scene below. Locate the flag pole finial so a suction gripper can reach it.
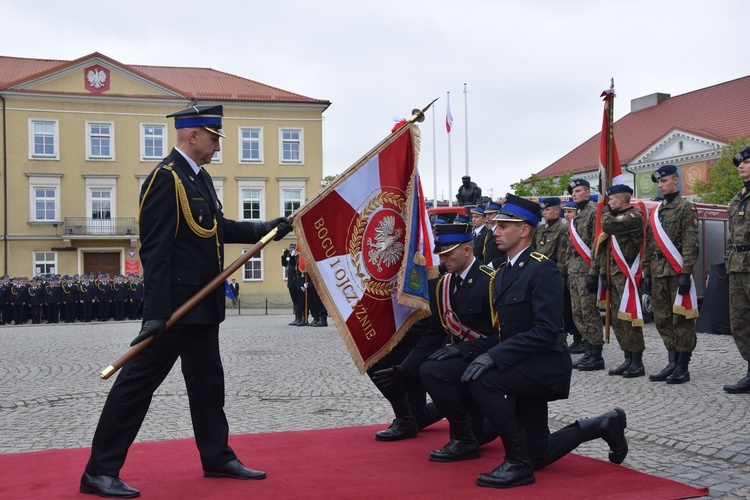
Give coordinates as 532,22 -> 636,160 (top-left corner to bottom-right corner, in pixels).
408,97 -> 439,124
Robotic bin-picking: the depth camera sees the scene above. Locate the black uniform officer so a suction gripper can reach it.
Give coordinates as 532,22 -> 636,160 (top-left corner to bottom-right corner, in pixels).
281,243 -> 304,325
460,194 -> 628,489
80,105 -> 293,498
419,222 -> 499,462
482,202 -> 506,268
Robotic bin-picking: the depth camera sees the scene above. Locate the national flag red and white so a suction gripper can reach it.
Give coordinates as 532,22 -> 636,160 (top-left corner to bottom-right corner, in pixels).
292,123 -> 438,373
594,87 -> 624,256
445,96 -> 453,133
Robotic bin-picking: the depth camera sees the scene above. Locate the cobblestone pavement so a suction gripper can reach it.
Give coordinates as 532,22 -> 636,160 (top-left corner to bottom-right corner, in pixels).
1,311 -> 749,498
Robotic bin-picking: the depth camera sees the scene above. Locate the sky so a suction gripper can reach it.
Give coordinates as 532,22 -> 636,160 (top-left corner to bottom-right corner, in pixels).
2,0 -> 747,202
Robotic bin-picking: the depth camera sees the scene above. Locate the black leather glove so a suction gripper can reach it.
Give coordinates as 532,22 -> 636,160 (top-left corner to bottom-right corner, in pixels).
677,273 -> 691,295
642,275 -> 652,294
428,344 -> 461,361
371,364 -> 410,388
586,275 -> 598,294
130,319 -> 167,347
600,275 -> 610,290
461,353 -> 496,382
260,217 -> 294,241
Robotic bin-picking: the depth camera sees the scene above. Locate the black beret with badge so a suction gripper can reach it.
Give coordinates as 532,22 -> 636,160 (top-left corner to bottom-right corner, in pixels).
651,164 -> 678,182
567,178 -> 590,195
733,147 -> 750,167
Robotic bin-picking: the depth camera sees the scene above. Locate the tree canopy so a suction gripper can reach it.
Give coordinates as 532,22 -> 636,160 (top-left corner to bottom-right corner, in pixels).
511,171 -> 575,197
693,136 -> 750,205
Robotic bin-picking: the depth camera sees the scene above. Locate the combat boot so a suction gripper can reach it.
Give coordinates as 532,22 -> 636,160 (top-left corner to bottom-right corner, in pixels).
476,431 -> 535,489
312,314 -> 328,327
569,334 -> 585,354
578,344 -> 605,371
307,316 -> 321,327
724,361 -> 750,394
577,407 -> 628,464
429,417 -> 480,462
622,351 -> 645,378
375,396 -> 419,441
572,340 -> 591,369
666,351 -> 691,384
649,348 -> 677,381
289,304 -> 302,326
608,351 -> 632,376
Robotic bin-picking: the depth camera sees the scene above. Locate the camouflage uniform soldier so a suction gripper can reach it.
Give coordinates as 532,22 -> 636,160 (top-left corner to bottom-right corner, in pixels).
724,147 -> 750,394
566,179 -> 605,371
642,165 -> 699,385
598,185 -> 646,378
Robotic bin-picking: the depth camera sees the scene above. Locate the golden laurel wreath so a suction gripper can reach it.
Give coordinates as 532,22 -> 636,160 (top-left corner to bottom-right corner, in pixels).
348,191 -> 406,297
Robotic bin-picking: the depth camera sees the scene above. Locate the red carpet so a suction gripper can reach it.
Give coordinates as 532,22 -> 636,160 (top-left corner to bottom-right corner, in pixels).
0,421 -> 707,499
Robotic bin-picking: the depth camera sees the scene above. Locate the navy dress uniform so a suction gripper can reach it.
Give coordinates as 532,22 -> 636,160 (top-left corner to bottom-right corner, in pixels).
82,105 -> 293,498
470,205 -> 489,261
419,222 -> 499,462
460,194 -> 628,489
482,202 -> 506,268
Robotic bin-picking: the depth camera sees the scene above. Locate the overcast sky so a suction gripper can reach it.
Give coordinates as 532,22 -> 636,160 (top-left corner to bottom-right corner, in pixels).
3,0 -> 747,202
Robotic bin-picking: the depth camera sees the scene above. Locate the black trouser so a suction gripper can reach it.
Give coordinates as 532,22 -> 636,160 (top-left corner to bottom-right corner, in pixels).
86,323 -> 236,476
47,303 -> 59,323
114,301 -> 125,320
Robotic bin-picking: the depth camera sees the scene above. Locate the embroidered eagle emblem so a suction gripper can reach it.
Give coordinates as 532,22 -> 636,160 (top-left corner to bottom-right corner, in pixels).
366,215 -> 404,273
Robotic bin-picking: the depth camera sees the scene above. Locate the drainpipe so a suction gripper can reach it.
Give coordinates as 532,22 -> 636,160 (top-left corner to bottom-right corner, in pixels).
1,93 -> 6,274
623,164 -> 636,197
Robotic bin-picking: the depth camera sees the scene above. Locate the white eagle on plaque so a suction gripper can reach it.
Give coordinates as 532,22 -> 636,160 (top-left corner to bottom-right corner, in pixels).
367,215 -> 404,273
87,69 -> 107,89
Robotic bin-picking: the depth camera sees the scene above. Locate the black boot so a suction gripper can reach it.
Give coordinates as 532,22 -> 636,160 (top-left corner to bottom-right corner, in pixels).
476,432 -> 535,489
307,316 -> 320,327
312,314 -> 328,327
608,351 -> 632,376
622,351 -> 645,378
569,334 -> 585,354
572,340 -> 591,369
298,311 -> 308,326
577,407 -> 628,464
666,351 -> 691,384
429,418 -> 480,462
375,396 -> 419,441
649,348 -> 677,381
290,304 -> 302,326
724,361 -> 750,394
578,343 -> 605,371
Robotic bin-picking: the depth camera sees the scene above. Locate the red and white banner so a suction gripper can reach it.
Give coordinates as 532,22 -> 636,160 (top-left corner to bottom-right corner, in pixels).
610,235 -> 644,325
292,123 -> 438,373
594,87 -> 624,256
569,219 -> 592,266
446,96 -> 453,133
648,203 -> 699,319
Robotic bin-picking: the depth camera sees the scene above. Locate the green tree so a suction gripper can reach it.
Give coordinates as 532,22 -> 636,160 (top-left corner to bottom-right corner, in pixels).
511,171 -> 575,197
322,174 -> 338,187
693,136 -> 750,204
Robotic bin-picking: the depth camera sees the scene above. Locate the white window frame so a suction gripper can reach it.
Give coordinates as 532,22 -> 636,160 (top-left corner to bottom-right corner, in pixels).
27,174 -> 62,223
278,179 -> 306,218
85,121 -> 115,161
211,177 -> 224,206
211,141 -> 223,164
140,123 -> 167,161
239,126 -> 264,163
85,176 -> 117,220
28,119 -> 59,160
242,248 -> 264,281
237,179 -> 266,221
33,251 -> 58,276
279,127 -> 304,164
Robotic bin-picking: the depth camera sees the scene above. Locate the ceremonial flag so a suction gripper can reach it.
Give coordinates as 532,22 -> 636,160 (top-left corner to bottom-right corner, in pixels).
594,85 -> 623,255
446,96 -> 453,133
292,123 -> 438,373
224,280 -> 234,299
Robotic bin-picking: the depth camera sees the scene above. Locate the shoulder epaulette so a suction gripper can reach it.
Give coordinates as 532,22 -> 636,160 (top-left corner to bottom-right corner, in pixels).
160,161 -> 175,171
529,251 -> 548,262
479,264 -> 494,276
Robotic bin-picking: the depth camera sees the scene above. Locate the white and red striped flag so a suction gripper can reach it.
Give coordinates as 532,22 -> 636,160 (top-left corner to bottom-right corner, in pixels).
446,95 -> 453,133
292,122 -> 438,373
594,86 -> 624,255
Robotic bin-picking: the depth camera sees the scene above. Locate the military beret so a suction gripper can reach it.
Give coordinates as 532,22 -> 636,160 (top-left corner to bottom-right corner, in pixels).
733,147 -> 750,167
651,164 -> 678,182
539,196 -> 561,209
167,105 -> 226,138
493,193 -> 542,227
567,178 -> 590,195
433,223 -> 473,254
606,184 -> 633,196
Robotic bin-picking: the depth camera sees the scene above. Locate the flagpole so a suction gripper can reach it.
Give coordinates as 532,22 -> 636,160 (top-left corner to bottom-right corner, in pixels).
463,83 -> 469,176
604,78 -> 615,344
432,102 -> 438,207
447,91 -> 453,207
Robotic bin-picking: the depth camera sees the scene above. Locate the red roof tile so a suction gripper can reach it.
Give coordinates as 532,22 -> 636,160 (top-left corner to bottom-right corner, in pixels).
0,53 -> 329,106
536,75 -> 750,178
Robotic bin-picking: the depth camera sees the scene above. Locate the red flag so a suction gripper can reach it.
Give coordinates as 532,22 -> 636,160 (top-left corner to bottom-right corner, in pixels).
594,87 -> 624,255
292,123 -> 438,373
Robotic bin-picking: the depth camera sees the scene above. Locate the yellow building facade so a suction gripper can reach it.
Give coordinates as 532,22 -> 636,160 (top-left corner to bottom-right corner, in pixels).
0,52 -> 330,306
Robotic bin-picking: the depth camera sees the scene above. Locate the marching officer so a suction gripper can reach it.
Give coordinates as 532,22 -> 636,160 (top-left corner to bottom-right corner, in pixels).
598,185 -> 646,378
724,147 -> 750,393
642,165 -> 699,384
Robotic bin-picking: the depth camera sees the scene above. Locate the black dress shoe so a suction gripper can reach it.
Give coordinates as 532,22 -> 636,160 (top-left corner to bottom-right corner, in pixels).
429,439 -> 481,462
80,472 -> 140,498
204,459 -> 266,480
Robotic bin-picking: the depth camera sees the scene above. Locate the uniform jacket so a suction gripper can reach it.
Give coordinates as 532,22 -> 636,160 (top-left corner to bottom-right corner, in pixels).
483,225 -> 507,269
598,206 -> 644,277
726,188 -> 750,273
566,201 -> 597,274
139,148 -> 265,324
533,217 -> 568,277
281,251 -> 302,288
488,246 -> 571,401
473,226 -> 488,262
642,196 -> 699,278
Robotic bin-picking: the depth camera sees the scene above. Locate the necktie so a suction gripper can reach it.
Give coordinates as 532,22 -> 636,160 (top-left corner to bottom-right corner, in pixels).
453,274 -> 463,295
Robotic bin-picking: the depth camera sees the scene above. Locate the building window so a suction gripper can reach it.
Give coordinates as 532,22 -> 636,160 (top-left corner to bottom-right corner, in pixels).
279,179 -> 306,219
86,122 -> 114,160
29,119 -> 58,159
27,174 -> 62,223
241,189 -> 262,221
279,128 -> 304,164
33,251 -> 57,276
141,124 -> 166,160
242,248 -> 263,281
240,127 -> 263,163
211,146 -> 222,164
91,188 -> 112,220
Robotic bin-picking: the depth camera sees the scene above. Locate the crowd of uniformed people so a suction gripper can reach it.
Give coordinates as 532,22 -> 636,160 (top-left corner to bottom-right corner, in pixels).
0,273 -> 144,325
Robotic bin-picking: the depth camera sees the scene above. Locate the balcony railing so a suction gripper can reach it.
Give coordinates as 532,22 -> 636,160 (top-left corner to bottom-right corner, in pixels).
63,217 -> 137,236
